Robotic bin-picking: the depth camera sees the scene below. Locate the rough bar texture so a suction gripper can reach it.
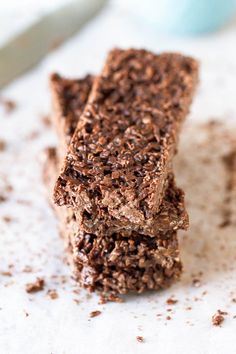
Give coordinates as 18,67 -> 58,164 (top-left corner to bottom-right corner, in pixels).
50,73 -> 94,156
43,147 -> 182,294
50,73 -> 188,236
54,49 -> 197,234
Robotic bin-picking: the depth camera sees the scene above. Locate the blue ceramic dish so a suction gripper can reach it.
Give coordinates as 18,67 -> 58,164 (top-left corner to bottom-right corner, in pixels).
125,0 -> 236,35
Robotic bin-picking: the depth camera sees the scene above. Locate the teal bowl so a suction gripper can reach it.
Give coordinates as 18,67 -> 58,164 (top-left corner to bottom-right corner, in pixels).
126,0 -> 236,35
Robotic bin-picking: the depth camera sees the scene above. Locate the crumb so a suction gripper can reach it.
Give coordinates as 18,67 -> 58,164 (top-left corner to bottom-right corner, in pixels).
26,131 -> 40,140
47,289 -> 58,300
0,98 -> 17,114
185,307 -> 192,311
73,299 -> 80,305
1,271 -> 12,277
2,216 -> 12,223
0,195 -> 7,203
24,310 -> 29,317
98,294 -> 123,304
232,298 -> 236,303
72,289 -> 80,295
136,336 -> 144,343
22,266 -> 33,273
25,278 -> 45,293
166,316 -> 172,320
166,298 -> 178,305
192,278 -> 201,287
108,294 -> 124,303
90,310 -> 102,318
212,310 -> 228,326
5,184 -> 13,193
0,140 -> 6,152
41,114 -> 51,127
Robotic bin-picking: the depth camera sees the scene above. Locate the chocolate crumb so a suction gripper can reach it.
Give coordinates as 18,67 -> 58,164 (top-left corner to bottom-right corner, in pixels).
41,114 -> 51,127
26,278 -> 45,293
1,271 -> 12,277
73,299 -> 80,305
0,140 -> 6,152
232,298 -> 236,303
0,98 -> 17,114
212,310 -> 228,326
99,294 -> 124,304
90,310 -> 102,318
26,131 -> 40,140
136,336 -> 144,343
192,278 -> 201,287
166,298 -> 178,305
47,289 -> 58,300
166,316 -> 172,320
5,184 -> 13,193
0,195 -> 7,203
22,266 -> 33,273
2,216 -> 12,223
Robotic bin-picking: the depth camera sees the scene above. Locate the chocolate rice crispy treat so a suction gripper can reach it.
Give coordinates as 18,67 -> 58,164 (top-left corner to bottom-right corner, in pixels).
50,65 -> 190,235
43,147 -> 182,294
54,49 -> 198,234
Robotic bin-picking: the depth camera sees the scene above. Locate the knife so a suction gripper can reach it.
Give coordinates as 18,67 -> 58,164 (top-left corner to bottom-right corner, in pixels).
0,0 -> 107,89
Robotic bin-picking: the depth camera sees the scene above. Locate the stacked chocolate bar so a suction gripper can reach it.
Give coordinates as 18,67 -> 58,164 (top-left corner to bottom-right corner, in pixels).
43,49 -> 198,294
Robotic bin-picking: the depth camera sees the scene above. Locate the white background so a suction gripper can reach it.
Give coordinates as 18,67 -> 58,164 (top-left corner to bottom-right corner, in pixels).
1,2 -> 236,353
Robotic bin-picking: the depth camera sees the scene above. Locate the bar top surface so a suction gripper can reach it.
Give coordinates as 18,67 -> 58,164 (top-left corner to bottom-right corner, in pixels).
54,49 -> 198,227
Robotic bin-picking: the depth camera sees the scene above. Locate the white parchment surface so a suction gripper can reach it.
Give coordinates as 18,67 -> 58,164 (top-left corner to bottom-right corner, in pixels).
1,3 -> 236,354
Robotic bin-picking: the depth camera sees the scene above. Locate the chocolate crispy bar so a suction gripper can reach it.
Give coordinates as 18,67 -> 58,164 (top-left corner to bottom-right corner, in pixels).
43,147 -> 182,294
53,49 -> 197,235
50,72 -> 188,236
44,69 -> 191,293
54,49 -> 198,233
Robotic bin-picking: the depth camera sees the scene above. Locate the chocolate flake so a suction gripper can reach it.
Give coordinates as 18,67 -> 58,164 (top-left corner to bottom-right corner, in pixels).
25,278 -> 45,293
41,114 -> 51,127
2,216 -> 12,223
89,310 -> 102,318
1,271 -> 12,277
0,195 -> 7,203
212,310 -> 228,326
136,336 -> 144,343
0,140 -> 6,152
192,278 -> 201,288
47,289 -> 58,300
0,98 -> 17,114
166,298 -> 178,305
